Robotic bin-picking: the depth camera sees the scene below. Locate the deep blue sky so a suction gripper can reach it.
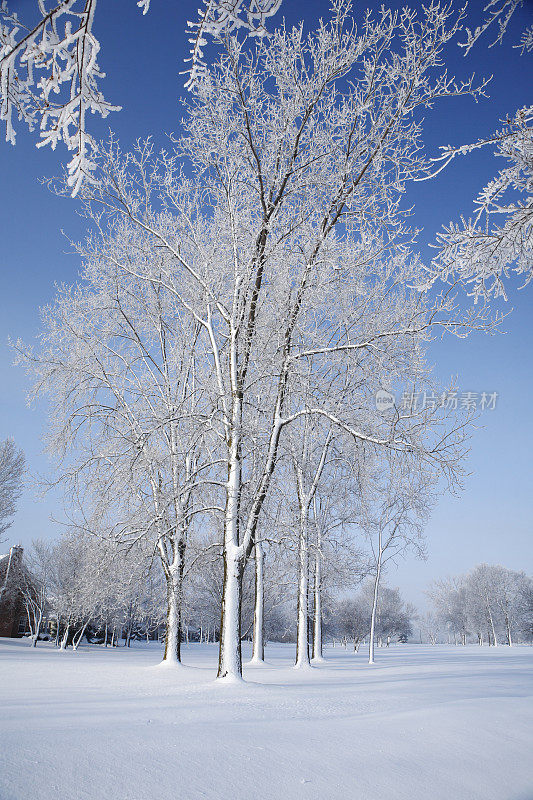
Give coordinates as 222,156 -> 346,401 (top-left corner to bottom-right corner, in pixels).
0,0 -> 531,607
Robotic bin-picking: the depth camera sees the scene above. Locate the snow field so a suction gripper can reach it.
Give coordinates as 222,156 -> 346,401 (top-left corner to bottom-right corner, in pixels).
0,639 -> 531,800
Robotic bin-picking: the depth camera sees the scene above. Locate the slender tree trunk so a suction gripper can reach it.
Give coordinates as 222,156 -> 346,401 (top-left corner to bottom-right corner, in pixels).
368,557 -> 382,665
505,614 -> 513,646
312,548 -> 324,662
72,621 -> 89,651
486,595 -> 498,647
54,616 -> 61,647
251,542 -> 265,663
295,509 -> 310,669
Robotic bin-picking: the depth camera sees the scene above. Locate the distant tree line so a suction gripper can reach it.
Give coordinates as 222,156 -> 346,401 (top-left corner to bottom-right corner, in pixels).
425,564 -> 533,646
19,531 -> 417,661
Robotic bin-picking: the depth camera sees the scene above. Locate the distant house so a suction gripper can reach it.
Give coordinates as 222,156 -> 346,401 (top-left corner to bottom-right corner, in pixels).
0,546 -> 28,637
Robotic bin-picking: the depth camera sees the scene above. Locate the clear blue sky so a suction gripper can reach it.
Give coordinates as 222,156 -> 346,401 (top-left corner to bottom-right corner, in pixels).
0,0 -> 531,607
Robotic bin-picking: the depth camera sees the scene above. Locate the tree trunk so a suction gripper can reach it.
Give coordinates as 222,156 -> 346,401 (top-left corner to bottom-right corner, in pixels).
251,542 -> 265,663
368,559 -> 381,665
162,565 -> 182,665
505,614 -> 513,646
486,595 -> 498,647
60,623 -> 70,651
54,616 -> 61,648
72,620 -> 89,651
30,607 -> 42,647
312,548 -> 324,662
217,394 -> 245,682
295,510 -> 310,669
217,547 -> 244,680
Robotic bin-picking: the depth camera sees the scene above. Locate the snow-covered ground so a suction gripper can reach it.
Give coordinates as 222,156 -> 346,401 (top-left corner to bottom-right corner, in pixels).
1,639 -> 531,800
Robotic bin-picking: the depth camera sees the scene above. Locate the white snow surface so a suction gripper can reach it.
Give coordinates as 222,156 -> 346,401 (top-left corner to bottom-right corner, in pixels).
0,639 -> 531,800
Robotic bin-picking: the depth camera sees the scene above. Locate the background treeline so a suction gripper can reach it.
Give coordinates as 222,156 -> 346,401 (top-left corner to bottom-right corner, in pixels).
16,534 -> 532,653
424,564 -> 533,646
18,530 -> 416,655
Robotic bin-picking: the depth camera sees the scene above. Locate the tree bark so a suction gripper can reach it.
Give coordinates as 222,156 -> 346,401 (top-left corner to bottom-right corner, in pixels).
72,620 -> 89,651
217,547 -> 244,680
368,558 -> 382,665
295,509 -> 311,668
217,390 -> 246,681
162,564 -> 183,664
505,613 -> 513,646
251,542 -> 265,663
312,548 -> 324,661
60,623 -> 70,651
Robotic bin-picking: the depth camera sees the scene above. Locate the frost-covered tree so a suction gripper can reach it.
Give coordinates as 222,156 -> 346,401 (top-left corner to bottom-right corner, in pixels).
43,528 -> 160,649
45,529 -> 99,649
19,539 -> 54,646
359,452 -> 435,664
420,611 -> 441,645
17,251 -> 219,664
428,564 -> 533,645
427,575 -> 470,645
466,563 -> 504,646
309,472 -> 364,662
369,583 -> 416,646
333,595 -> 369,651
43,1 -> 490,681
287,420 -> 334,669
0,438 -> 25,544
517,578 -> 533,643
487,565 -> 531,646
334,580 -> 415,650
464,563 -> 533,646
